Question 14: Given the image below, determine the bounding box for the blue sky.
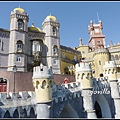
[0,1,120,48]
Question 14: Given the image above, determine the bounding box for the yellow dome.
[14,7,25,13]
[46,15,56,21]
[28,25,42,32]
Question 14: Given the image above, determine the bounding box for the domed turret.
[13,7,25,13]
[28,23,43,32]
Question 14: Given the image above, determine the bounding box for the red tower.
[88,20,105,50]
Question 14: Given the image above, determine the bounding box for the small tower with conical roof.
[32,64,53,118]
[7,7,29,72]
[42,14,61,74]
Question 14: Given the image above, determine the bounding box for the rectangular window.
[17,44,22,49]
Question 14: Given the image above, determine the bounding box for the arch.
[60,103,79,118]
[42,80,46,89]
[95,94,112,118]
[20,108,27,118]
[53,45,58,55]
[52,26,57,35]
[13,109,19,118]
[4,110,10,118]
[36,81,39,89]
[94,101,102,118]
[100,73,103,77]
[18,19,24,30]
[115,55,119,60]
[29,107,36,118]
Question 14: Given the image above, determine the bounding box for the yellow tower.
[75,62,92,89]
[32,64,53,118]
[75,62,97,118]
[93,48,110,78]
[32,64,53,103]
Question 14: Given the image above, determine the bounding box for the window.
[0,39,3,50]
[74,56,77,61]
[53,27,57,35]
[17,40,23,51]
[53,59,57,65]
[62,52,65,58]
[18,19,24,30]
[82,51,85,54]
[99,60,101,65]
[53,46,58,55]
[17,44,22,49]
[97,41,101,45]
[16,56,21,62]
[36,43,40,51]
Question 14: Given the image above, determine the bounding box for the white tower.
[42,14,61,74]
[7,7,29,72]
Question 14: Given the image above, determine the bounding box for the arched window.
[17,40,23,49]
[115,55,119,60]
[18,19,24,30]
[53,59,57,65]
[35,43,40,51]
[53,45,58,55]
[53,26,57,35]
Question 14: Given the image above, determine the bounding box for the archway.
[94,101,102,118]
[4,110,10,118]
[95,94,111,118]
[60,103,79,118]
[13,109,19,118]
[30,107,36,118]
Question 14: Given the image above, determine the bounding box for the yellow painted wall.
[60,48,81,75]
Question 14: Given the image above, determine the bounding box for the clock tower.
[88,20,106,50]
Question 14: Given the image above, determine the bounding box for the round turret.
[75,62,92,89]
[93,48,110,78]
[103,61,117,81]
[32,65,53,103]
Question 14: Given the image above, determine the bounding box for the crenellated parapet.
[103,61,117,81]
[32,65,53,79]
[92,77,110,94]
[52,82,81,104]
[94,48,109,56]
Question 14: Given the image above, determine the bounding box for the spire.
[50,13,51,16]
[19,5,20,8]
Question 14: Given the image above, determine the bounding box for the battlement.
[61,82,81,91]
[32,65,53,79]
[52,82,81,103]
[94,48,109,56]
[75,62,92,73]
[0,91,36,105]
[103,61,117,69]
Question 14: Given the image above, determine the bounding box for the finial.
[32,22,34,26]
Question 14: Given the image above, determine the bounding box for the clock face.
[95,28,99,33]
